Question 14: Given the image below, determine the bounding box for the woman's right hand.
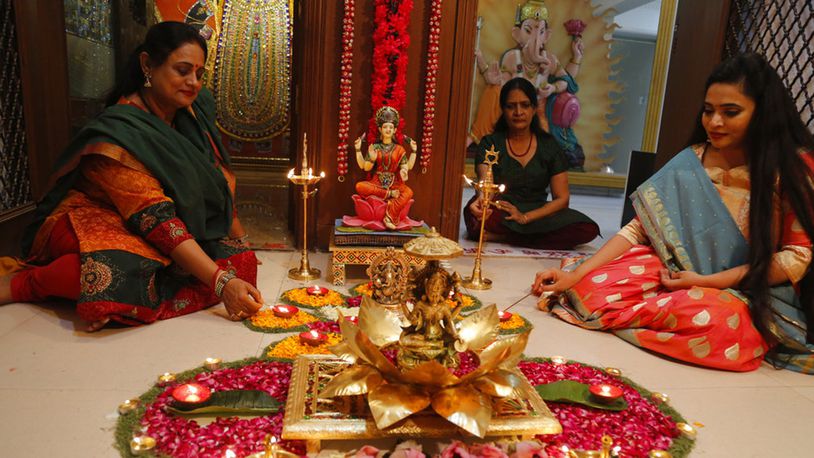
[221,278,263,321]
[469,196,489,219]
[532,268,580,295]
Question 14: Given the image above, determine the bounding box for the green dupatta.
[23,88,232,254]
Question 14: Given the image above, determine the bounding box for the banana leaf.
[167,390,281,417]
[535,381,628,411]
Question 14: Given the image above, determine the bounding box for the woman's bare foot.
[0,274,15,305]
[86,318,110,332]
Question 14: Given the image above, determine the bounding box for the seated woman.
[463,77,599,249]
[533,53,814,373]
[0,22,263,331]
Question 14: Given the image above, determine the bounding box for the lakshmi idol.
[344,106,422,231]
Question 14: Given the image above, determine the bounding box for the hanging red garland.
[367,0,414,145]
[336,0,356,180]
[419,0,443,172]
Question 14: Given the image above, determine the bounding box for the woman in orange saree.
[0,22,263,330]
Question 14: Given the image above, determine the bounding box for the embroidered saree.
[549,146,814,372]
[19,89,257,325]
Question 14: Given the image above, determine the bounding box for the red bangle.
[210,269,224,292]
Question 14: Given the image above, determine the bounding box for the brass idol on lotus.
[319,229,532,437]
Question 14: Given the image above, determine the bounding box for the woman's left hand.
[498,201,527,224]
[659,268,706,291]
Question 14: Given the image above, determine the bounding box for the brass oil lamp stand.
[461,145,504,290]
[288,134,325,281]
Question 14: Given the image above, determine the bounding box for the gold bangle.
[570,60,582,65]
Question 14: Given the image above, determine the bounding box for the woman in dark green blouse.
[464,77,599,249]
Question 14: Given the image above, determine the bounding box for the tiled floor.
[1,249,813,456]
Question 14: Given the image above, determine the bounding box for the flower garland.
[117,360,304,458]
[367,0,414,145]
[336,0,355,180]
[265,333,343,360]
[116,358,694,458]
[244,308,321,333]
[520,359,692,457]
[280,287,348,309]
[419,0,443,172]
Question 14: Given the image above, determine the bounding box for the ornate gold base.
[282,355,561,452]
[288,266,321,281]
[461,276,492,290]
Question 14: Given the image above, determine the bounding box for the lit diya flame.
[589,383,623,402]
[171,383,212,405]
[306,285,328,296]
[299,329,328,346]
[497,310,513,322]
[272,304,299,318]
[319,298,530,438]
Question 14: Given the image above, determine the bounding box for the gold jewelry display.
[462,145,504,290]
[213,0,293,141]
[288,134,325,280]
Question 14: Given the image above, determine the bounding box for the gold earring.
[143,73,152,88]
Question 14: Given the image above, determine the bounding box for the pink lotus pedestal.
[341,195,423,231]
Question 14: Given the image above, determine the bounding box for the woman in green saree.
[0,22,263,330]
[464,77,599,249]
[533,53,814,373]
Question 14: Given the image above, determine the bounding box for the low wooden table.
[328,232,425,285]
[282,355,562,453]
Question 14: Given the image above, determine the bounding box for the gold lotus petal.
[400,360,461,387]
[431,384,492,438]
[359,295,403,347]
[456,304,500,352]
[477,332,530,372]
[368,383,432,429]
[319,364,384,398]
[328,341,358,363]
[339,318,401,379]
[472,369,521,398]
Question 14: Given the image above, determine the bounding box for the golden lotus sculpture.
[320,296,530,438]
